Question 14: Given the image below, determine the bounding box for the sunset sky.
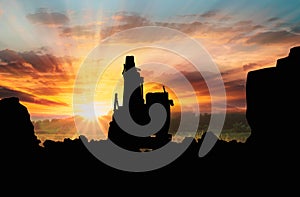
[0,0,300,121]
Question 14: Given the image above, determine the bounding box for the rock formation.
[0,97,41,160]
[246,46,299,156]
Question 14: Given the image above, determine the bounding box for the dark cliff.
[0,97,41,158]
[246,46,299,156]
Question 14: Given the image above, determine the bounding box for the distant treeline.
[33,112,250,143]
[169,112,250,134]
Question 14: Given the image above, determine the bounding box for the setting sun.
[78,104,97,121]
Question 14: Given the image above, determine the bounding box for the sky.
[0,0,300,122]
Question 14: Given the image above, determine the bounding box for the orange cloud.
[0,49,79,118]
[243,63,260,72]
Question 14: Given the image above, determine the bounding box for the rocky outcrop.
[246,46,299,154]
[0,97,41,159]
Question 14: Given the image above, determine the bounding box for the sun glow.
[73,102,110,141]
[76,102,111,121]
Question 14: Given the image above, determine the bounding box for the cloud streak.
[0,86,67,106]
[291,23,300,34]
[267,17,280,22]
[59,25,97,39]
[246,30,300,45]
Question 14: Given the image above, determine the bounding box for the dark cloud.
[26,8,69,26]
[99,12,151,39]
[234,20,253,26]
[112,11,150,25]
[21,51,64,73]
[0,61,34,76]
[0,49,68,74]
[246,30,300,44]
[224,79,246,111]
[226,99,246,111]
[155,21,204,35]
[201,10,231,21]
[267,17,279,22]
[35,46,52,54]
[291,23,300,34]
[224,79,245,94]
[178,10,230,21]
[0,49,24,62]
[201,10,219,18]
[0,86,67,106]
[0,49,36,76]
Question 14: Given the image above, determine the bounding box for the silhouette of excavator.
[108,56,173,151]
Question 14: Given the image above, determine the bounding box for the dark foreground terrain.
[1,46,299,195]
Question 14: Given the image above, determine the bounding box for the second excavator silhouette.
[108,56,174,151]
